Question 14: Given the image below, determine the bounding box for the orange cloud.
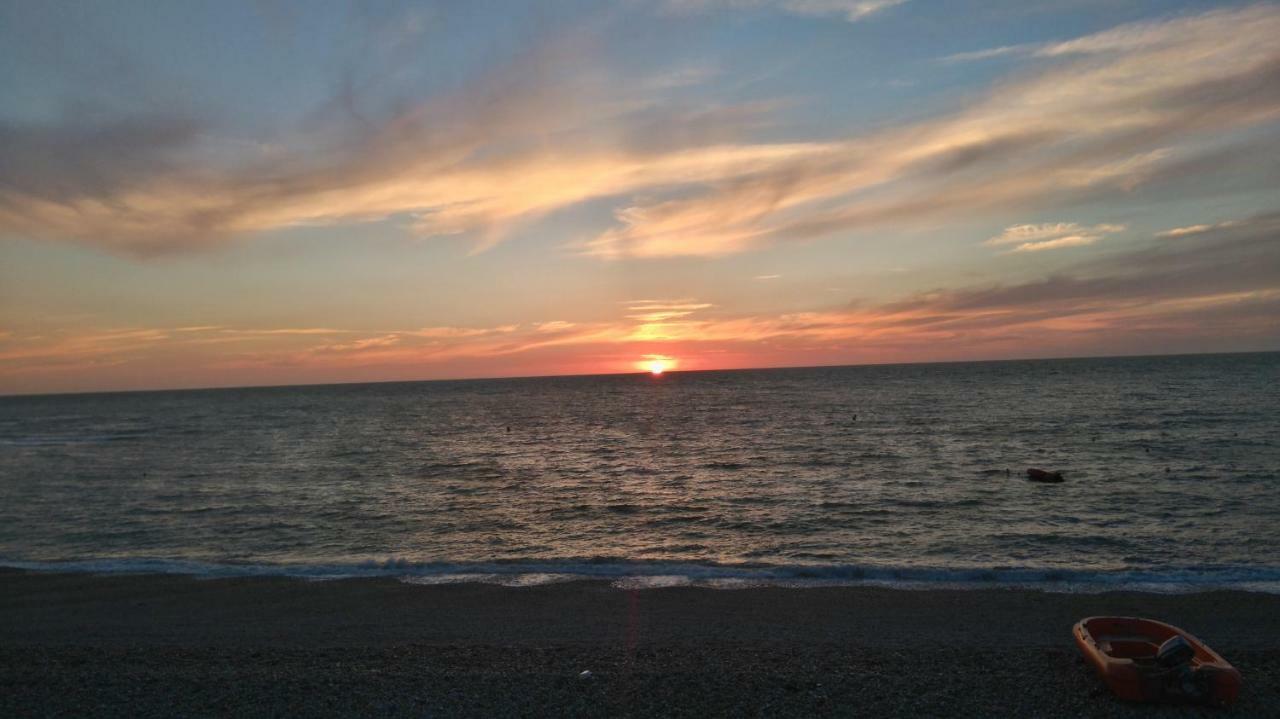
[3,6,1276,260]
[5,214,1276,394]
[1156,220,1240,238]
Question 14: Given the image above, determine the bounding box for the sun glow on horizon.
[3,3,1278,397]
[640,356,677,375]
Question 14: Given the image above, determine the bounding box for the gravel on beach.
[3,570,1278,717]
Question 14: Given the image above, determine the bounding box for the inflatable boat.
[1073,616,1241,705]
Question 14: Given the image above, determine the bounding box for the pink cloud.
[5,214,1275,394]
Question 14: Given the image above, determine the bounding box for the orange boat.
[1073,616,1241,706]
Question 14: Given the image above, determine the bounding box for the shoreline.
[3,570,1278,716]
[6,560,1279,595]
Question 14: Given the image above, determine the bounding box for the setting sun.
[640,356,676,375]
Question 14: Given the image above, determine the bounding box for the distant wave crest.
[4,557,1280,594]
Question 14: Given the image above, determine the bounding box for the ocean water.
[2,353,1278,592]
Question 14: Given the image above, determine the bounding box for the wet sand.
[2,569,1278,717]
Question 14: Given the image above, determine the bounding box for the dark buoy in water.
[1027,467,1064,483]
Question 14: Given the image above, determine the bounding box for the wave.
[3,557,1279,593]
[0,432,146,446]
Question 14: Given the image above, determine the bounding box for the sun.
[638,356,676,375]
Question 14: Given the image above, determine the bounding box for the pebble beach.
[3,570,1278,717]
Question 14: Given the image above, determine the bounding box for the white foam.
[611,575,692,589]
[4,557,1279,594]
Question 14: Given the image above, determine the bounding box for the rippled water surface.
[2,353,1278,589]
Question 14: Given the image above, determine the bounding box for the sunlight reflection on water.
[2,354,1277,589]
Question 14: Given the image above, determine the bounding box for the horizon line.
[4,348,1277,400]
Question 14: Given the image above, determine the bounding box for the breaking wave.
[4,557,1279,593]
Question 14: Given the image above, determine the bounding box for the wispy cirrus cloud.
[662,0,906,22]
[625,299,716,322]
[1,5,1277,261]
[581,4,1280,258]
[0,27,822,257]
[938,44,1033,64]
[1156,219,1240,238]
[943,6,1274,63]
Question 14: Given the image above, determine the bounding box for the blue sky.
[1,0,1277,393]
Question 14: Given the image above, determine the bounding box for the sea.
[2,353,1278,592]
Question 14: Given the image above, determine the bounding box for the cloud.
[1004,235,1097,253]
[0,103,830,256]
[642,64,720,91]
[1,5,1277,260]
[626,299,714,309]
[625,299,715,321]
[0,26,825,256]
[583,5,1280,257]
[6,212,1276,394]
[535,321,577,333]
[1156,219,1240,238]
[312,335,401,354]
[1032,7,1255,58]
[0,328,172,366]
[223,327,353,336]
[662,0,906,22]
[772,0,906,22]
[942,6,1276,63]
[1157,224,1212,238]
[983,222,1125,253]
[984,223,1104,245]
[939,44,1033,64]
[405,326,518,339]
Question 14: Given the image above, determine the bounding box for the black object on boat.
[1026,468,1064,483]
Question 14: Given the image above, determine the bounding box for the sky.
[1,0,1278,394]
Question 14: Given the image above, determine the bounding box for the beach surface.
[3,569,1278,717]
